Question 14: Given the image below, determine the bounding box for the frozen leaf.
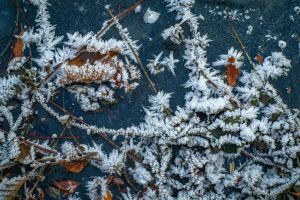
[16,143,30,162]
[226,64,239,86]
[68,50,119,67]
[103,189,112,200]
[287,86,292,94]
[107,175,124,187]
[256,54,263,65]
[291,192,300,197]
[12,31,24,58]
[60,160,88,173]
[53,180,80,195]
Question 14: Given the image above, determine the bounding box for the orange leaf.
[103,189,112,200]
[53,180,80,195]
[226,64,239,86]
[60,160,88,173]
[256,54,263,65]
[291,192,300,197]
[13,31,24,58]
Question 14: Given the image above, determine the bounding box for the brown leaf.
[16,143,31,162]
[228,56,235,63]
[37,188,45,200]
[113,63,122,88]
[287,86,292,94]
[107,175,124,186]
[103,189,112,200]
[256,54,263,65]
[226,64,239,87]
[291,192,300,197]
[68,50,119,67]
[60,160,88,173]
[53,180,80,195]
[13,31,24,58]
[63,50,120,84]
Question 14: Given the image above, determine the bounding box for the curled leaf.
[53,180,80,195]
[60,160,88,173]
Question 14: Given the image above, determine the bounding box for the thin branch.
[106,7,158,95]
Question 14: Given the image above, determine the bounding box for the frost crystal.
[143,8,160,24]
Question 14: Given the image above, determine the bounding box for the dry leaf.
[13,31,24,58]
[256,54,263,65]
[287,86,292,94]
[16,143,31,162]
[113,63,122,87]
[62,50,120,84]
[37,188,45,200]
[53,180,80,195]
[60,160,88,173]
[228,56,235,63]
[107,175,124,186]
[226,64,239,87]
[103,189,112,200]
[291,192,300,197]
[68,50,119,67]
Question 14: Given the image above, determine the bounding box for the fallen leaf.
[60,160,88,173]
[256,54,263,65]
[63,50,120,84]
[68,50,119,67]
[16,143,31,162]
[13,31,24,58]
[37,188,45,200]
[226,64,239,86]
[113,62,122,88]
[291,192,300,197]
[53,180,80,195]
[271,113,278,122]
[287,86,292,94]
[103,189,112,200]
[228,56,235,63]
[107,175,124,186]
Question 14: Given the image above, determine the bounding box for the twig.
[48,99,150,169]
[106,8,158,96]
[96,0,145,38]
[18,137,58,154]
